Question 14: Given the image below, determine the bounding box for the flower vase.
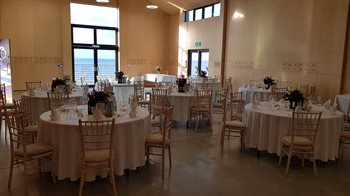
[289,100,297,109]
[156,71,160,74]
[265,83,270,90]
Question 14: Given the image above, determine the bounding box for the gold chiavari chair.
[150,88,170,129]
[0,84,15,138]
[145,106,174,179]
[47,92,69,110]
[78,119,117,196]
[221,97,246,152]
[299,83,309,96]
[7,113,55,195]
[134,81,150,108]
[25,81,41,90]
[13,98,38,143]
[189,89,212,131]
[279,111,322,177]
[212,87,228,114]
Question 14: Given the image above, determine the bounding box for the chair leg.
[220,127,225,153]
[79,166,85,196]
[285,154,292,176]
[241,129,245,152]
[278,149,284,165]
[168,146,172,167]
[23,160,28,196]
[161,148,165,179]
[146,147,150,163]
[313,158,317,177]
[110,166,117,196]
[7,159,13,188]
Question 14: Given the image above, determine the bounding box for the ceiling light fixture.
[146,4,158,9]
[96,0,109,3]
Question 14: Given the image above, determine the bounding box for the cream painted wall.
[166,13,179,75]
[119,0,169,77]
[225,0,348,99]
[0,0,64,90]
[178,12,223,77]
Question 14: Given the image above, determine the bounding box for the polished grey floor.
[0,101,349,195]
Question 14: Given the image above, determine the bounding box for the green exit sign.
[194,41,201,47]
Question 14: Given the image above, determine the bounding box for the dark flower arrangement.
[51,78,66,92]
[263,76,275,85]
[263,76,275,90]
[283,89,304,109]
[87,90,110,115]
[116,71,125,83]
[199,70,207,78]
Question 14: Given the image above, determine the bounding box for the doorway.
[188,49,209,76]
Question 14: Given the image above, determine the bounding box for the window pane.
[188,10,194,22]
[74,49,94,85]
[73,27,94,44]
[71,3,118,28]
[195,9,202,20]
[190,52,199,76]
[204,6,213,19]
[97,29,116,45]
[201,52,209,74]
[97,50,116,80]
[213,3,221,17]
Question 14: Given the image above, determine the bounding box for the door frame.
[188,49,209,76]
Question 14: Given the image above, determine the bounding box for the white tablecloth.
[37,106,150,181]
[244,103,344,161]
[21,90,84,122]
[238,87,271,104]
[334,94,350,115]
[167,91,197,121]
[144,73,177,82]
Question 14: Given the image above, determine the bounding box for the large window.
[71,3,119,86]
[185,3,221,22]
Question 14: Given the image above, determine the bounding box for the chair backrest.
[215,87,229,104]
[230,91,243,101]
[224,77,232,93]
[134,81,145,102]
[13,97,32,125]
[299,83,309,96]
[196,89,212,109]
[0,83,7,105]
[26,81,41,90]
[308,85,316,98]
[196,82,213,90]
[6,113,27,158]
[79,119,115,158]
[291,111,322,145]
[150,88,169,114]
[160,106,174,141]
[228,99,245,120]
[272,87,287,101]
[47,92,69,110]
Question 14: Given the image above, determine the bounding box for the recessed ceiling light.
[146,5,158,9]
[96,0,109,3]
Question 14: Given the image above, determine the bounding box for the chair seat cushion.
[146,133,168,144]
[14,144,53,157]
[225,120,245,128]
[23,125,38,134]
[340,131,350,140]
[281,136,313,146]
[84,149,110,163]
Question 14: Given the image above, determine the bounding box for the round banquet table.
[21,89,84,122]
[244,103,344,161]
[37,105,150,181]
[238,87,271,104]
[167,91,197,121]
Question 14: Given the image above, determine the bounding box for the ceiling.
[149,0,219,14]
